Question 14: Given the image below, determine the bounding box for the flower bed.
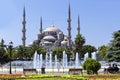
[84,74,120,80]
[0,74,120,80]
[0,74,27,79]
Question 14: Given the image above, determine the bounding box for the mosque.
[22,5,80,51]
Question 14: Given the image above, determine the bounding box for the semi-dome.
[61,40,67,45]
[43,35,56,40]
[44,25,61,33]
[43,41,52,44]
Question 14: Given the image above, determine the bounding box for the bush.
[82,58,101,74]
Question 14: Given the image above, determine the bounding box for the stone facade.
[31,24,74,51]
[23,4,80,51]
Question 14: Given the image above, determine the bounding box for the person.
[114,64,119,73]
[104,68,107,74]
[108,64,113,73]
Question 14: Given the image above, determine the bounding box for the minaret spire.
[22,7,26,47]
[40,17,42,34]
[77,15,80,34]
[67,3,72,50]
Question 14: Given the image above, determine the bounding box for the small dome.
[44,25,61,33]
[58,32,63,34]
[43,35,56,40]
[64,36,68,40]
[61,40,67,45]
[29,41,34,46]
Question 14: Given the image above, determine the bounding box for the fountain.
[75,52,80,68]
[84,52,96,61]
[84,52,88,61]
[33,51,37,68]
[62,51,68,68]
[55,55,58,68]
[33,51,44,69]
[2,51,100,70]
[32,51,82,69]
[40,54,43,68]
[45,52,49,68]
[2,50,120,74]
[92,52,96,60]
[49,52,52,68]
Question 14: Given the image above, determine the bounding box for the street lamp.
[8,41,13,74]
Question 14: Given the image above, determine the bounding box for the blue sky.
[0,0,119,48]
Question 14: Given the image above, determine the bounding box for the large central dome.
[44,25,61,33]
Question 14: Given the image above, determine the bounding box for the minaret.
[67,4,72,50]
[77,15,80,34]
[22,7,26,47]
[40,17,42,34]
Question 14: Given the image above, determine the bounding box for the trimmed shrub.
[82,58,101,74]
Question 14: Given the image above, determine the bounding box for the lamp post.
[8,41,13,74]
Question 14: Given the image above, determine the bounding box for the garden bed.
[0,74,120,80]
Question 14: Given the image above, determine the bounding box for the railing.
[23,69,37,74]
[68,68,83,74]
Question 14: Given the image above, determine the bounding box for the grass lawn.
[0,74,120,80]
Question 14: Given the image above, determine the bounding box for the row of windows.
[45,31,56,35]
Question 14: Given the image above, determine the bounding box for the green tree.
[65,46,72,61]
[15,45,33,60]
[98,45,108,58]
[16,45,25,59]
[11,49,17,60]
[30,44,39,53]
[105,30,120,62]
[26,44,39,60]
[27,44,39,59]
[81,45,97,58]
[22,44,47,60]
[0,39,9,64]
[82,58,101,74]
[37,46,47,59]
[52,47,65,61]
[23,47,34,59]
[0,39,5,48]
[6,45,16,60]
[75,34,85,58]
